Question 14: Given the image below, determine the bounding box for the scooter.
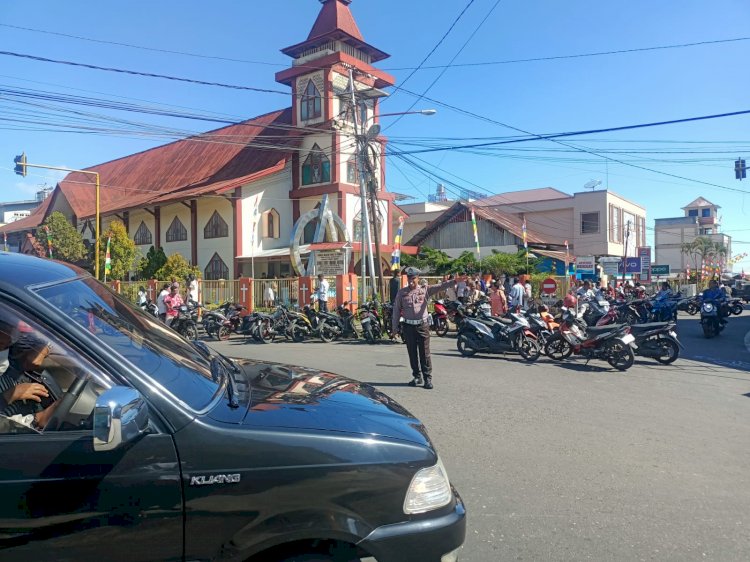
[431,300,450,337]
[359,301,383,343]
[545,308,636,371]
[140,300,159,317]
[456,305,541,362]
[318,302,360,342]
[597,308,682,364]
[700,299,727,339]
[727,298,744,316]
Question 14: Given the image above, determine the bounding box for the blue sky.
[2,0,749,267]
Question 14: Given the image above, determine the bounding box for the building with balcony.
[654,197,732,274]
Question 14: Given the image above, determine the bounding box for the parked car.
[0,253,466,562]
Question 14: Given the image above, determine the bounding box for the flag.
[471,209,480,256]
[250,195,260,246]
[2,232,7,252]
[522,218,528,249]
[44,226,53,259]
[104,235,112,274]
[390,216,405,271]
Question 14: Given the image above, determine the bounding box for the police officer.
[392,268,462,389]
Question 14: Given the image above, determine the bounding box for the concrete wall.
[241,166,292,256]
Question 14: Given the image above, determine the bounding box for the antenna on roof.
[583,180,602,191]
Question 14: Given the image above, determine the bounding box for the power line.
[0,50,290,95]
[387,0,476,98]
[387,0,503,130]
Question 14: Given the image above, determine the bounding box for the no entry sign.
[542,278,558,294]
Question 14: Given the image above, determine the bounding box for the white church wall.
[197,197,234,279]
[160,202,192,263]
[241,166,292,255]
[128,209,156,251]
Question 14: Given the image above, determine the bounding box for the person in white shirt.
[576,280,596,301]
[509,278,525,309]
[316,274,330,313]
[524,280,532,308]
[188,274,199,303]
[156,283,170,322]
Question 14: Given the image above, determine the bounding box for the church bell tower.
[276,0,397,254]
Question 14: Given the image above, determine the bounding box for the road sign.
[638,247,651,282]
[542,278,557,294]
[315,250,346,275]
[651,264,670,276]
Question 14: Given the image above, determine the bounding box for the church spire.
[308,0,364,43]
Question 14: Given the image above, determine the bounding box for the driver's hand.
[6,382,49,404]
[33,401,60,430]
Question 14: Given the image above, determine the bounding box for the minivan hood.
[208,358,431,447]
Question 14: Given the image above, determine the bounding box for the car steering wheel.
[44,376,89,432]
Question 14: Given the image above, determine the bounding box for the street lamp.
[12,154,101,279]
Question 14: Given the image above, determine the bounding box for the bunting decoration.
[104,235,112,276]
[471,209,480,258]
[390,216,405,271]
[43,226,53,259]
[522,217,528,249]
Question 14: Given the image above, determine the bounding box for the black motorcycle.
[728,298,744,316]
[140,300,158,317]
[202,301,238,340]
[358,301,383,344]
[627,321,682,364]
[319,302,360,342]
[700,299,727,339]
[455,305,540,362]
[170,302,199,341]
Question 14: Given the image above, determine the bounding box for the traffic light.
[13,153,27,177]
[736,158,746,181]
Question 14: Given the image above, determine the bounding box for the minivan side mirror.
[93,386,149,452]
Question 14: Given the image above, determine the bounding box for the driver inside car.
[0,325,60,430]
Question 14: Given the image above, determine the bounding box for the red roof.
[476,187,572,207]
[60,108,294,219]
[309,0,363,42]
[0,195,52,233]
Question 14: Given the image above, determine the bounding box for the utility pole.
[621,219,632,289]
[365,148,386,300]
[348,69,377,301]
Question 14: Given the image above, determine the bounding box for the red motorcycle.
[431,299,450,337]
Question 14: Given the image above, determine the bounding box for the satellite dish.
[584,179,602,191]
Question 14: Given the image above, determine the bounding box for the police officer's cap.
[404,267,422,278]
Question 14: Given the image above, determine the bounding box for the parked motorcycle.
[319,302,360,342]
[700,299,727,339]
[597,309,682,364]
[728,298,744,316]
[170,302,200,341]
[431,299,450,337]
[140,300,159,317]
[455,305,541,362]
[544,308,636,371]
[202,301,242,340]
[359,301,383,343]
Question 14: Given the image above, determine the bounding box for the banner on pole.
[391,216,405,271]
[471,209,480,257]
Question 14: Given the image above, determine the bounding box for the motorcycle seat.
[587,324,625,333]
[629,322,671,333]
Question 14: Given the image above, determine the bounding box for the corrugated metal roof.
[308,0,364,42]
[476,187,571,207]
[57,108,295,219]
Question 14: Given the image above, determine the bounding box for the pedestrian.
[503,275,511,295]
[315,273,329,313]
[445,274,458,302]
[456,273,468,303]
[524,278,533,308]
[156,283,170,322]
[263,276,275,308]
[187,274,199,303]
[466,281,483,304]
[163,283,183,327]
[389,269,401,304]
[489,281,507,316]
[509,278,525,310]
[137,286,148,306]
[392,267,464,389]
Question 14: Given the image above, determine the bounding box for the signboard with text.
[638,247,652,282]
[575,256,596,275]
[617,257,642,274]
[599,257,621,276]
[651,264,670,276]
[315,250,346,276]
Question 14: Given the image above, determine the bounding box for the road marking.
[745,329,750,354]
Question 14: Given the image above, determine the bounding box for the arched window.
[301,144,331,186]
[346,156,359,184]
[204,252,229,280]
[166,216,187,242]
[300,80,322,121]
[133,221,153,246]
[203,211,228,239]
[264,208,280,239]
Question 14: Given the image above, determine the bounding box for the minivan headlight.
[403,458,452,514]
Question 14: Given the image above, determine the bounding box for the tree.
[96,220,137,280]
[137,246,167,280]
[42,212,86,264]
[154,253,201,282]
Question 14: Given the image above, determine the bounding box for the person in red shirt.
[163,283,184,327]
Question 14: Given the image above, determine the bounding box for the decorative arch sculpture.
[289,194,350,276]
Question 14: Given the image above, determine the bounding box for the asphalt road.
[208,310,750,562]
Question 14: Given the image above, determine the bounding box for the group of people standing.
[140,274,199,326]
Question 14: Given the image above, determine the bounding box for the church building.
[0,0,410,280]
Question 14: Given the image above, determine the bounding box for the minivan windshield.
[35,277,221,411]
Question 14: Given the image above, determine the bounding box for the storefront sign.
[617,257,642,274]
[638,247,652,282]
[651,264,670,276]
[575,256,595,275]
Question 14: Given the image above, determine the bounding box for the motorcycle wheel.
[456,333,477,357]
[624,311,639,325]
[217,326,231,341]
[702,322,715,339]
[250,323,262,342]
[259,320,275,344]
[518,336,541,362]
[434,318,449,337]
[544,333,572,360]
[290,320,307,343]
[607,342,635,371]
[320,322,337,343]
[654,337,679,365]
[183,324,198,341]
[730,303,744,316]
[363,324,374,343]
[686,303,699,316]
